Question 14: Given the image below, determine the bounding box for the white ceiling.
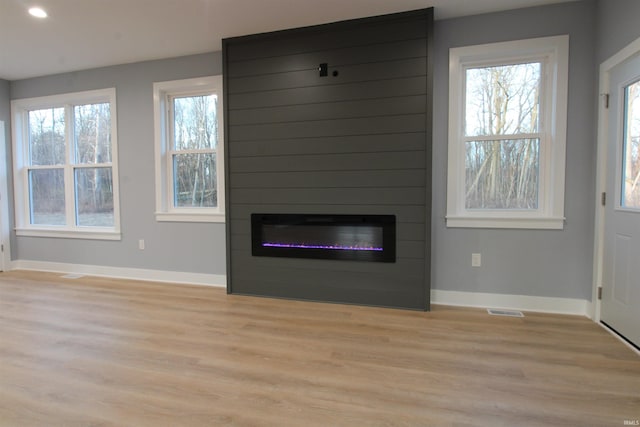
[0,0,579,81]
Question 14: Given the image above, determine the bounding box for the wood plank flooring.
[0,270,638,426]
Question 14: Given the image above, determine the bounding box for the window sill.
[445,216,565,230]
[155,212,226,223]
[16,227,122,240]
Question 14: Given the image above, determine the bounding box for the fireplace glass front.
[251,214,396,262]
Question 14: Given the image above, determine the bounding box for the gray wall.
[0,78,16,259]
[596,0,640,63]
[9,53,227,275]
[431,1,597,300]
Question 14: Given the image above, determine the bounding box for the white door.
[601,52,640,348]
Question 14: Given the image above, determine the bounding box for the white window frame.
[153,76,225,223]
[446,35,569,229]
[11,88,121,240]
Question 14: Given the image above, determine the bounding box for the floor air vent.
[487,309,524,317]
[61,274,85,279]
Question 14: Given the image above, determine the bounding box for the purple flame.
[262,242,383,251]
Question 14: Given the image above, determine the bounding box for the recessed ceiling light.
[28,7,48,18]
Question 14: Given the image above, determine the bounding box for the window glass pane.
[465,62,540,136]
[622,80,640,209]
[28,107,65,165]
[173,94,218,150]
[29,169,65,225]
[75,167,114,227]
[75,103,111,164]
[173,153,217,207]
[465,139,539,209]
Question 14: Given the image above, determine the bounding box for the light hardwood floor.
[0,270,638,426]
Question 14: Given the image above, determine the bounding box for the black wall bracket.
[318,63,328,77]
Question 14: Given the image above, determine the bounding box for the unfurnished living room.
[0,0,639,425]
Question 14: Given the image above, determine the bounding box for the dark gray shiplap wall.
[224,9,432,309]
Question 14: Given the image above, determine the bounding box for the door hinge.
[601,192,606,206]
[603,93,610,109]
[597,286,603,300]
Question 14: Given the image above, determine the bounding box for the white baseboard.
[10,260,226,288]
[5,261,591,317]
[431,289,591,317]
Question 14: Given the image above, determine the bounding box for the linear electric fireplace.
[251,214,396,263]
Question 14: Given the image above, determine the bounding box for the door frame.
[592,36,640,322]
[0,121,12,271]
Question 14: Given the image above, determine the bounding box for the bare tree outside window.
[464,62,541,209]
[26,102,114,227]
[74,103,114,226]
[29,169,65,225]
[28,108,66,224]
[29,107,65,166]
[75,168,114,227]
[75,103,111,163]
[623,80,640,208]
[171,94,218,208]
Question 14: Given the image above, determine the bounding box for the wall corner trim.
[10,260,226,288]
[431,289,591,317]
